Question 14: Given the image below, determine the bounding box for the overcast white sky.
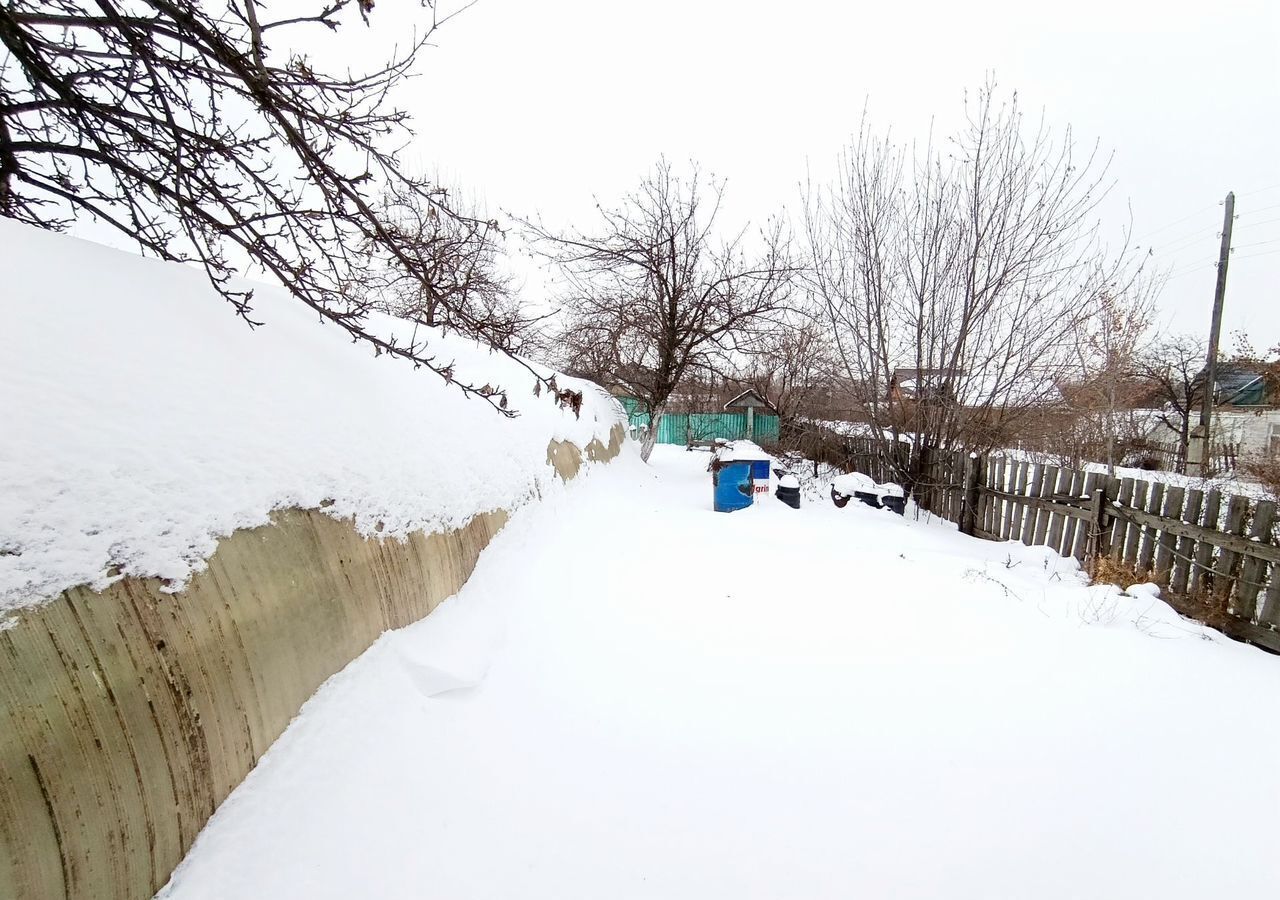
[61,0,1276,350]
[359,0,1277,349]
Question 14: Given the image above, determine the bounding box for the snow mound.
[831,472,903,498]
[0,219,625,616]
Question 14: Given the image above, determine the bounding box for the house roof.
[1215,366,1266,406]
[889,367,1062,408]
[723,388,771,410]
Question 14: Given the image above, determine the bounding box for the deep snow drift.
[159,447,1280,900]
[0,220,621,619]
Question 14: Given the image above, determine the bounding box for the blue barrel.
[712,461,754,512]
[749,459,770,483]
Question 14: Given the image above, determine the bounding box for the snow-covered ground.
[159,446,1280,900]
[0,220,620,619]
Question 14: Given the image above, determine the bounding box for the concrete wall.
[0,425,624,900]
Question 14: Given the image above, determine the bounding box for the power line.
[1163,260,1216,281]
[1135,204,1220,241]
[1233,247,1280,262]
[1147,224,1222,257]
[1235,214,1280,230]
[1236,182,1280,199]
[1239,200,1280,218]
[1232,236,1280,251]
[1136,188,1280,244]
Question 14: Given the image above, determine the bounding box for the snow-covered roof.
[723,388,772,410]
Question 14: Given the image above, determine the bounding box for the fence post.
[1087,487,1108,563]
[960,453,981,536]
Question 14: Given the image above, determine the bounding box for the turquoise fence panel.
[687,412,746,442]
[657,413,688,444]
[753,414,780,443]
[621,406,781,446]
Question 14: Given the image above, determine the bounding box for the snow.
[831,471,903,498]
[712,438,770,461]
[0,220,623,617]
[159,446,1280,900]
[831,471,878,495]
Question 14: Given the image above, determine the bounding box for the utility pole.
[1189,191,1235,477]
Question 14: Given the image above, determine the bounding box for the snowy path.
[160,447,1280,899]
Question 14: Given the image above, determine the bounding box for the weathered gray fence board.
[1190,490,1222,595]
[1123,481,1148,567]
[1109,478,1133,562]
[984,458,1004,536]
[1061,470,1089,557]
[836,440,1280,653]
[1001,462,1023,540]
[1136,482,1165,576]
[1258,571,1280,628]
[1236,501,1276,621]
[1044,468,1071,552]
[1153,487,1184,582]
[1020,465,1045,546]
[1030,465,1057,546]
[1171,489,1203,595]
[1214,496,1251,604]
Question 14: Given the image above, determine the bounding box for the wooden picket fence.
[839,438,1280,654]
[1125,439,1241,474]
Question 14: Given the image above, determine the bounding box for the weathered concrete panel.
[0,426,624,900]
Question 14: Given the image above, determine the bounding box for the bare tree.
[1,0,528,413]
[1067,278,1158,472]
[1136,334,1208,472]
[804,82,1134,487]
[740,310,838,425]
[357,181,547,355]
[526,159,796,460]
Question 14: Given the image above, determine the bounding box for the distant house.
[887,367,1063,409]
[1145,363,1280,458]
[1208,365,1280,457]
[723,389,775,440]
[888,367,963,404]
